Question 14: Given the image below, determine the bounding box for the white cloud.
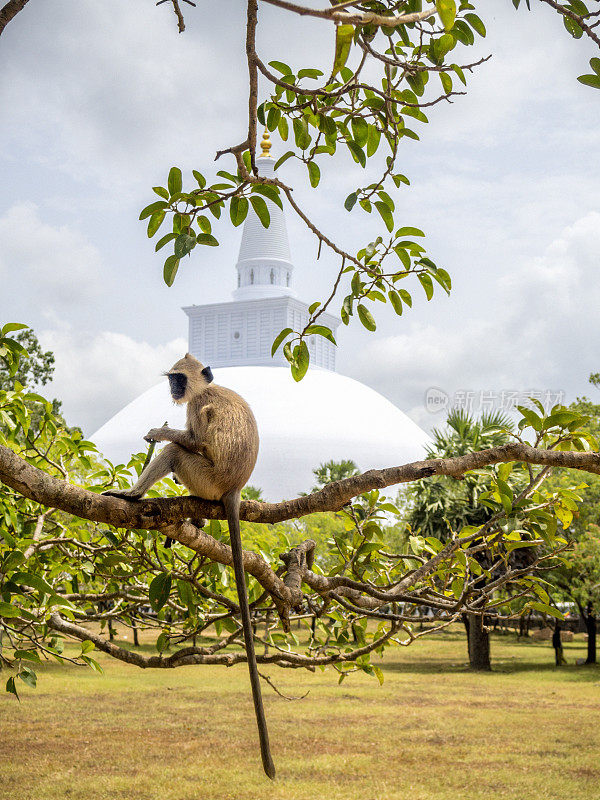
[343,212,600,429]
[0,0,245,195]
[38,327,187,433]
[0,203,103,306]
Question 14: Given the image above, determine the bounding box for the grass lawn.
[1,626,599,800]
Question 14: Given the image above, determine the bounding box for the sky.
[1,0,599,436]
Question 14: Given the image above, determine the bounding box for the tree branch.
[2,442,600,531]
[259,0,437,27]
[0,0,30,37]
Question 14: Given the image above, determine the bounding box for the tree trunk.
[467,613,491,670]
[108,619,115,641]
[584,603,597,665]
[131,617,139,647]
[462,613,471,662]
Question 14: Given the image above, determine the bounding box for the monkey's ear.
[202,366,214,384]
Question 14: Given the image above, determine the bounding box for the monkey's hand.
[144,428,168,443]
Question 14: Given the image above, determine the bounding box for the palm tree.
[310,459,359,492]
[406,409,513,670]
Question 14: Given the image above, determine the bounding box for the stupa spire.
[232,130,295,300]
[260,130,272,158]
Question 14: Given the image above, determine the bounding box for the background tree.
[406,410,514,669]
[545,372,600,663]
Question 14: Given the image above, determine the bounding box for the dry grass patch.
[1,627,599,800]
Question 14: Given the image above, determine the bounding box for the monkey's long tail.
[222,489,276,780]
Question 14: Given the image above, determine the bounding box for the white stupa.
[92,133,430,499]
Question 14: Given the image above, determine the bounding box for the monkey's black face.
[168,372,187,401]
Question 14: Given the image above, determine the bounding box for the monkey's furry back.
[188,384,259,492]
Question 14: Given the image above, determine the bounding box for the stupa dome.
[92,366,430,500]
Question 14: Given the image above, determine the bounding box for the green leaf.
[304,325,336,345]
[153,186,169,200]
[396,226,425,237]
[196,233,219,247]
[168,167,182,196]
[81,640,95,654]
[357,304,376,331]
[271,327,293,357]
[250,196,271,228]
[147,210,166,238]
[197,215,212,234]
[393,247,411,270]
[577,74,600,89]
[440,71,453,94]
[436,0,456,31]
[174,233,196,258]
[308,161,321,188]
[375,201,394,232]
[251,184,283,209]
[192,170,206,188]
[6,676,19,700]
[298,67,324,80]
[274,150,294,170]
[464,13,486,37]
[230,195,249,227]
[564,16,583,38]
[13,649,41,663]
[590,58,600,76]
[278,116,289,142]
[529,602,563,620]
[139,200,168,221]
[149,573,172,612]
[18,666,37,688]
[268,60,293,76]
[0,601,21,618]
[155,232,177,252]
[388,290,403,316]
[332,24,354,77]
[452,63,466,85]
[347,141,366,167]
[291,341,310,382]
[351,117,368,147]
[293,117,311,150]
[418,273,434,300]
[344,192,358,212]
[11,571,55,596]
[163,255,180,287]
[2,322,28,335]
[81,655,103,673]
[176,579,195,611]
[366,125,381,157]
[517,406,543,431]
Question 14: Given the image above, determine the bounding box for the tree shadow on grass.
[379,652,600,682]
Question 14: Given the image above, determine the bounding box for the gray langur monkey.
[103,353,275,779]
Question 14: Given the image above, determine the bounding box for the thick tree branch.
[2,442,600,531]
[48,611,401,669]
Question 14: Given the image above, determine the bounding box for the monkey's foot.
[190,517,206,529]
[102,489,143,500]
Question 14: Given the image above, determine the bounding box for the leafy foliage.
[139,0,599,379]
[2,333,594,695]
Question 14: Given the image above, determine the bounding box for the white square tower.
[183,134,339,370]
